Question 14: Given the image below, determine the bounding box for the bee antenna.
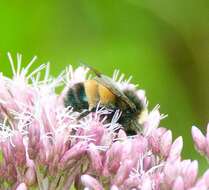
[79,62,101,77]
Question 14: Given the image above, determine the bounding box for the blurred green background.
[0,0,208,171]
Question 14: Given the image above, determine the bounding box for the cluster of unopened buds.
[0,53,208,190]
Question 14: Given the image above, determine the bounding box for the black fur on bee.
[64,83,88,112]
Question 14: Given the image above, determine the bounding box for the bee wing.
[80,63,101,77]
[82,63,136,110]
[94,75,137,110]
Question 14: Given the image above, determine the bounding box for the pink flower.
[192,126,206,154]
[0,54,209,190]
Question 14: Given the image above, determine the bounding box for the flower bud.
[81,174,104,190]
[148,135,160,154]
[122,176,140,189]
[11,133,26,166]
[164,161,179,186]
[1,142,13,164]
[202,169,209,187]
[113,160,134,186]
[192,126,206,153]
[143,156,152,171]
[160,130,172,157]
[168,136,183,161]
[28,121,41,160]
[184,160,198,188]
[16,183,27,190]
[103,141,123,175]
[172,176,184,190]
[141,176,152,190]
[111,185,119,190]
[24,162,36,186]
[59,141,88,169]
[86,124,104,145]
[87,143,103,174]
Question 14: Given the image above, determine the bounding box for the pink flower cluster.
[0,54,208,190]
[192,124,209,157]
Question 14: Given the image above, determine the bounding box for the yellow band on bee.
[84,80,99,110]
[98,84,116,105]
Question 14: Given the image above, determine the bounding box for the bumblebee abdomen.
[123,90,143,113]
[64,83,88,112]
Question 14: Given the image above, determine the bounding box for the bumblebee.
[64,65,147,135]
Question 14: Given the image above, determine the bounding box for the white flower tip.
[177,136,183,146]
[192,125,199,133]
[16,183,27,190]
[7,51,12,57]
[111,185,119,190]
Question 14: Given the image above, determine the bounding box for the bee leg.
[77,110,92,120]
[77,107,97,120]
